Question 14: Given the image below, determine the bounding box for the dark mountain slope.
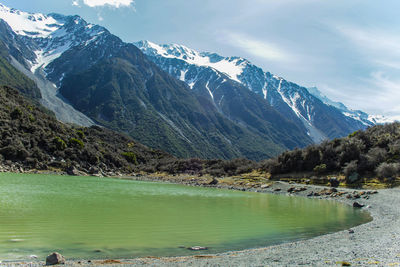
[0,6,313,160]
[0,85,172,174]
[58,43,311,160]
[0,38,40,99]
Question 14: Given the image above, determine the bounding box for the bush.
[75,129,85,139]
[122,152,138,165]
[53,137,67,150]
[69,138,84,149]
[10,107,23,119]
[343,160,359,183]
[376,162,400,179]
[313,163,327,174]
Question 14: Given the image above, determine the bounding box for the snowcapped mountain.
[0,3,110,126]
[136,40,375,142]
[0,3,314,160]
[307,86,393,125]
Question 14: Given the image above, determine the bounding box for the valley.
[0,1,399,267]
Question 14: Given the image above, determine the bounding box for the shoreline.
[2,174,399,266]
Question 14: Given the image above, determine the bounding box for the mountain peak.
[0,3,63,38]
[136,40,248,83]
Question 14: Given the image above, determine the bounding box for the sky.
[2,0,400,119]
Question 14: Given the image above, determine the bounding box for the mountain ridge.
[135,40,380,143]
[0,3,313,160]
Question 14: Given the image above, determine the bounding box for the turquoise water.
[0,173,371,260]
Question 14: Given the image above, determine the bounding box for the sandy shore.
[3,181,400,267]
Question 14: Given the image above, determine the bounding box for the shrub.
[28,114,35,122]
[10,107,23,119]
[376,162,400,179]
[53,137,67,150]
[343,160,359,183]
[69,138,84,149]
[75,129,85,139]
[122,152,138,165]
[313,163,327,174]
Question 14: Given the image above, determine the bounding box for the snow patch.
[138,40,246,83]
[205,81,214,100]
[0,4,62,38]
[179,69,187,81]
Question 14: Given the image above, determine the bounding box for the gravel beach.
[3,181,400,267]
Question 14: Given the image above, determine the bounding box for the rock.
[307,191,314,197]
[287,187,296,193]
[88,166,99,175]
[273,188,281,192]
[188,246,208,251]
[30,255,38,259]
[260,184,270,189]
[8,239,24,242]
[352,193,360,199]
[329,177,340,187]
[208,178,218,185]
[348,229,354,234]
[353,202,364,208]
[66,166,79,176]
[46,252,65,265]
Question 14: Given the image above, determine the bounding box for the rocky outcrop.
[46,252,65,265]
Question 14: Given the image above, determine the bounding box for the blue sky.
[2,0,400,118]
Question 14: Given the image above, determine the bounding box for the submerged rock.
[188,246,208,251]
[46,252,65,265]
[353,202,365,208]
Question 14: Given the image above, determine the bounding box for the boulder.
[329,177,340,187]
[208,178,218,185]
[287,187,296,193]
[46,252,65,265]
[353,202,364,208]
[66,166,79,176]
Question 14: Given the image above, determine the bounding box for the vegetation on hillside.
[1,82,399,187]
[57,43,311,161]
[0,86,173,174]
[259,123,400,183]
[0,40,41,100]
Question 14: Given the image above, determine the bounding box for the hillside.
[259,123,400,184]
[136,41,372,143]
[0,85,173,175]
[0,4,313,160]
[0,39,41,100]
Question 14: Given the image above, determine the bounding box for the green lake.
[0,173,371,260]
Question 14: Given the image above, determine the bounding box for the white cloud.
[221,32,291,62]
[82,0,134,8]
[72,0,80,6]
[336,25,400,70]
